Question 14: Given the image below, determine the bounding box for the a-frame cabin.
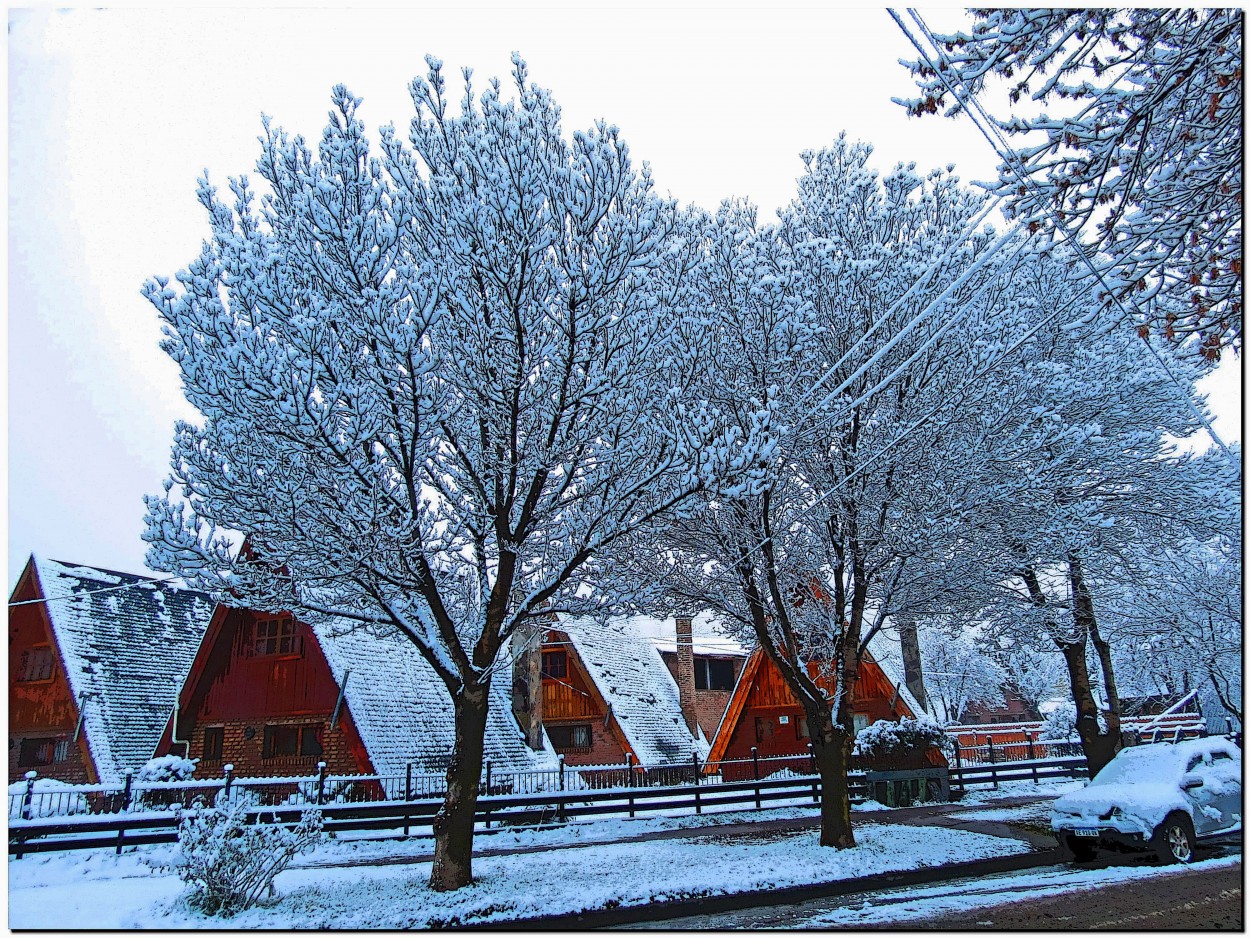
[706,645,927,781]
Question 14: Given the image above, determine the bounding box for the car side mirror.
[1180,773,1204,790]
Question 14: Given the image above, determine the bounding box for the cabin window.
[262,724,322,759]
[17,646,54,683]
[18,737,67,767]
[546,723,592,751]
[202,726,224,763]
[852,713,869,735]
[249,617,301,657]
[542,649,568,679]
[693,657,735,691]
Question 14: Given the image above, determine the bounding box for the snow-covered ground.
[10,815,1025,929]
[804,854,1242,927]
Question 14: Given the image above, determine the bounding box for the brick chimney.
[897,617,930,714]
[510,603,545,750]
[675,615,699,734]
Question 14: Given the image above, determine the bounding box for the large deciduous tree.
[932,255,1230,775]
[650,139,1018,848]
[897,8,1243,362]
[143,57,768,891]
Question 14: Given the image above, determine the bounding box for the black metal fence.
[10,748,1101,858]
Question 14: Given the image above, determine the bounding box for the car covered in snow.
[1050,737,1241,864]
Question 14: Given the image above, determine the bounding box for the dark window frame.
[17,645,55,683]
[247,617,302,658]
[542,649,568,679]
[18,736,61,767]
[202,726,225,763]
[693,656,735,691]
[262,724,322,759]
[546,723,592,751]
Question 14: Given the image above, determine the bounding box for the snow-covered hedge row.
[852,717,954,759]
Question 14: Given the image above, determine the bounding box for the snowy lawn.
[804,853,1242,927]
[10,819,1026,929]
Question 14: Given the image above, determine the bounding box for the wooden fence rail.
[10,752,1093,858]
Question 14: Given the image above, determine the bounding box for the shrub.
[852,717,954,760]
[136,755,198,783]
[172,799,323,916]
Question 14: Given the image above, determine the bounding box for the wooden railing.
[541,680,599,720]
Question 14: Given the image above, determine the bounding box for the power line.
[893,8,1232,459]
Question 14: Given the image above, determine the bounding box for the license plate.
[1073,827,1100,837]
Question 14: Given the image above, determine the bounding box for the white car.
[1050,736,1241,864]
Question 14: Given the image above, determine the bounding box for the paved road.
[637,849,1241,929]
[908,860,1242,929]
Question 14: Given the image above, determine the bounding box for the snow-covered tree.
[142,58,769,891]
[918,627,1006,724]
[649,139,1019,848]
[898,9,1243,362]
[930,255,1230,774]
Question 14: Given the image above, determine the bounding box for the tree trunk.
[807,706,855,848]
[1070,554,1122,744]
[429,680,490,891]
[1057,637,1119,777]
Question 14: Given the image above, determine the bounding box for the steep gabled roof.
[704,633,921,765]
[310,618,557,778]
[558,615,707,765]
[31,557,215,785]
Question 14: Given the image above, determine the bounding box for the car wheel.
[1151,812,1196,864]
[1065,836,1099,863]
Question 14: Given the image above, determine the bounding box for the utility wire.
[893,8,1232,458]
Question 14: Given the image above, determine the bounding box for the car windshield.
[1088,744,1184,788]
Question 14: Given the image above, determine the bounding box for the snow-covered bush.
[137,755,198,783]
[1039,703,1108,743]
[852,717,954,760]
[172,800,323,916]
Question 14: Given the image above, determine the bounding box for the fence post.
[316,762,328,806]
[21,770,36,821]
[1027,733,1038,783]
[808,743,818,804]
[952,742,964,795]
[986,736,998,790]
[403,763,413,838]
[692,752,702,815]
[557,755,566,822]
[626,753,635,819]
[222,763,234,804]
[484,761,492,829]
[752,747,761,809]
[116,769,134,856]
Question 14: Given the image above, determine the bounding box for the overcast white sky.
[6,3,1241,587]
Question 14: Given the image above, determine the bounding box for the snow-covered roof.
[33,558,215,785]
[629,611,748,658]
[557,615,708,765]
[310,618,557,778]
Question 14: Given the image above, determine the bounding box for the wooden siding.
[709,650,920,777]
[162,605,374,779]
[7,566,96,784]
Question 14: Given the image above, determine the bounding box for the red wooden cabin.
[706,646,930,780]
[8,557,212,785]
[540,616,706,770]
[159,603,555,786]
